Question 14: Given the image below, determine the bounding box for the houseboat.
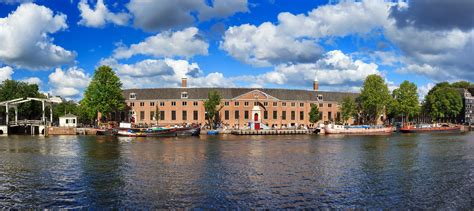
[324,124,393,135]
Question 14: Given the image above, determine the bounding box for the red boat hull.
[399,126,461,133]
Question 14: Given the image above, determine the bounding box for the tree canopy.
[390,80,420,122]
[81,66,125,122]
[423,82,463,121]
[340,96,357,124]
[0,80,45,120]
[451,81,473,89]
[308,104,321,124]
[204,91,222,129]
[358,74,391,125]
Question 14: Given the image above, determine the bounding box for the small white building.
[59,114,77,127]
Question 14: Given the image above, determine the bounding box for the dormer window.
[130,93,136,100]
[181,92,188,99]
[317,94,323,101]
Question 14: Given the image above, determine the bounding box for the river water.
[0,133,473,209]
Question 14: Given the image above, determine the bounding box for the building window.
[130,102,135,107]
[318,95,323,100]
[282,102,287,106]
[244,102,249,106]
[160,111,165,120]
[224,102,229,106]
[328,103,332,108]
[140,102,145,107]
[193,101,198,106]
[264,102,268,106]
[273,102,277,107]
[336,112,341,122]
[282,111,286,120]
[160,102,165,106]
[193,111,198,120]
[254,102,258,106]
[300,111,304,120]
[171,101,176,106]
[129,93,136,100]
[244,111,249,119]
[291,111,295,120]
[182,101,187,106]
[291,102,295,107]
[150,111,155,121]
[328,111,332,121]
[264,111,268,119]
[234,102,240,106]
[182,111,187,121]
[171,111,176,120]
[66,119,69,124]
[150,102,155,106]
[319,112,323,120]
[181,92,188,99]
[235,110,240,119]
[300,103,304,107]
[140,111,145,120]
[225,110,229,120]
[273,111,278,119]
[73,119,76,124]
[319,103,323,108]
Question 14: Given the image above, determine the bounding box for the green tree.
[390,80,420,123]
[340,96,357,124]
[451,81,473,89]
[154,105,160,125]
[0,80,45,121]
[81,66,125,123]
[423,85,462,122]
[53,101,78,122]
[358,74,391,125]
[204,91,223,129]
[308,104,321,124]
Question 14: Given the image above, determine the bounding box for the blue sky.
[0,0,472,100]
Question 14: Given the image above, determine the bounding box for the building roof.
[123,87,359,102]
[60,113,77,118]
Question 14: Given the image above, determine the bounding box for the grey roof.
[60,113,77,118]
[123,87,359,103]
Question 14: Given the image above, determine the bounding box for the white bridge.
[0,97,59,135]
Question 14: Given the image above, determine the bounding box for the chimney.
[181,77,187,88]
[313,77,319,91]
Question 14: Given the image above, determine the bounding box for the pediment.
[233,90,279,100]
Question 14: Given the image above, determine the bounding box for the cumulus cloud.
[21,77,42,85]
[221,23,324,67]
[418,82,435,102]
[113,27,208,59]
[48,67,91,97]
[78,0,130,27]
[238,50,381,89]
[0,3,76,70]
[220,0,389,67]
[100,58,234,88]
[0,0,32,4]
[126,0,248,31]
[0,66,14,82]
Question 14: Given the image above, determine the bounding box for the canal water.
[0,133,473,209]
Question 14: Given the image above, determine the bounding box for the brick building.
[459,88,474,125]
[120,78,359,128]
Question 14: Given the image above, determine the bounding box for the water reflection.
[0,133,472,209]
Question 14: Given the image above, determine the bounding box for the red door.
[254,113,260,130]
[254,113,259,121]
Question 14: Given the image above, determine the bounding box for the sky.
[0,0,472,101]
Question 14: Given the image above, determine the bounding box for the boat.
[116,128,147,137]
[399,123,462,133]
[324,124,392,135]
[143,127,178,137]
[176,126,201,136]
[207,130,219,135]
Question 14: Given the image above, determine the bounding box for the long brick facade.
[120,79,358,128]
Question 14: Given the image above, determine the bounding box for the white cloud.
[48,67,91,97]
[126,0,247,31]
[112,27,208,59]
[21,77,42,85]
[240,50,381,89]
[221,23,323,67]
[101,58,233,88]
[220,0,390,67]
[0,0,32,4]
[0,3,75,69]
[0,66,13,82]
[78,0,130,27]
